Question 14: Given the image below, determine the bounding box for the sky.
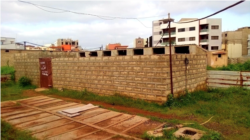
[1,0,250,50]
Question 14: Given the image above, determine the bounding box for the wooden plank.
[107,116,148,133]
[82,112,121,124]
[77,131,113,140]
[73,108,109,120]
[48,126,97,140]
[95,114,133,127]
[20,103,140,140]
[1,109,34,117]
[33,122,84,139]
[28,119,73,133]
[4,110,42,120]
[207,83,237,88]
[1,106,30,113]
[208,75,240,80]
[33,100,62,107]
[1,101,16,108]
[25,98,57,105]
[241,72,250,76]
[207,79,240,85]
[242,76,250,81]
[18,96,50,103]
[62,104,98,114]
[57,111,80,117]
[8,113,51,125]
[207,70,240,75]
[51,104,85,113]
[45,103,78,111]
[16,115,61,129]
[16,96,47,102]
[243,81,250,85]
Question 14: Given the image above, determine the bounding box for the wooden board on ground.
[1,96,160,140]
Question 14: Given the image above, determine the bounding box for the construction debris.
[174,127,205,140]
[61,103,98,114]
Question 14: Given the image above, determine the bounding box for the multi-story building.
[222,27,250,56]
[152,18,222,51]
[1,37,25,50]
[134,37,145,48]
[56,38,79,50]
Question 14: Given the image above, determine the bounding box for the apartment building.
[1,37,25,50]
[152,18,222,51]
[222,27,250,56]
[134,37,145,48]
[56,38,79,50]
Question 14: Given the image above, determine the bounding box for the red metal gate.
[39,58,52,88]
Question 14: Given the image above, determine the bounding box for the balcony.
[200,29,208,32]
[200,39,208,42]
[161,42,176,46]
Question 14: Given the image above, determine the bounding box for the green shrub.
[207,60,250,71]
[18,76,32,87]
[1,66,15,81]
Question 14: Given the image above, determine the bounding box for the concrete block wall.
[52,54,207,102]
[14,45,207,102]
[228,57,250,64]
[1,49,78,66]
[13,52,78,85]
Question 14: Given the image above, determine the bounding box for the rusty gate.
[39,58,52,88]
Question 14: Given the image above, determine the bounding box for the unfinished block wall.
[52,54,206,102]
[14,46,207,102]
[14,52,78,85]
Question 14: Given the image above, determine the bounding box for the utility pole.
[167,13,174,95]
[24,41,26,50]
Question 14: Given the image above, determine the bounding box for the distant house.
[134,37,145,48]
[1,37,25,50]
[106,43,128,50]
[26,45,41,50]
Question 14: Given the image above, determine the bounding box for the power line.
[173,0,245,24]
[18,0,168,19]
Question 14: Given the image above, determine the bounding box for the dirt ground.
[22,89,243,137]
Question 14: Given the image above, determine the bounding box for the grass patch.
[207,60,250,71]
[1,66,15,80]
[1,120,38,140]
[1,81,36,101]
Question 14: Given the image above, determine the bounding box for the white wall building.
[0,37,25,50]
[152,18,222,51]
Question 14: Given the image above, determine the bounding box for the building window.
[211,25,219,29]
[61,42,63,45]
[189,27,195,31]
[1,41,3,45]
[189,37,195,41]
[138,41,141,44]
[178,28,185,32]
[159,22,162,25]
[225,33,227,37]
[211,36,219,40]
[218,54,221,58]
[178,38,185,42]
[159,31,162,35]
[211,46,219,50]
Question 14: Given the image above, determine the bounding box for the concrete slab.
[173,127,205,140]
[78,131,114,140]
[8,113,51,125]
[82,111,121,124]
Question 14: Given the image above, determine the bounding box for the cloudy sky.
[1,0,250,50]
